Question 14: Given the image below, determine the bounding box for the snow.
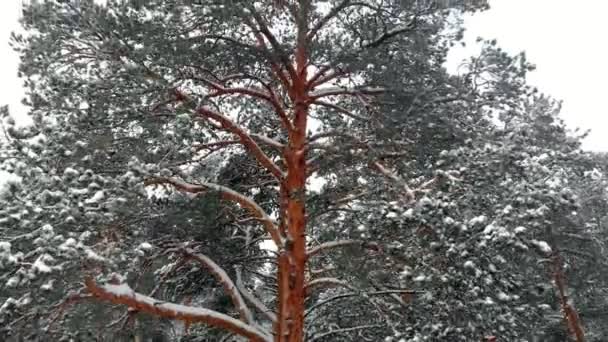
[0,241,11,253]
[469,215,487,226]
[41,279,54,291]
[32,255,53,273]
[85,190,105,204]
[98,282,271,341]
[138,242,153,251]
[59,238,77,251]
[514,226,527,234]
[5,276,19,288]
[85,249,107,262]
[531,240,552,254]
[403,208,414,218]
[497,292,510,302]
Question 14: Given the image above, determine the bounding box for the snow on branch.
[181,248,253,324]
[371,161,416,203]
[195,75,293,131]
[310,100,369,121]
[309,86,386,100]
[362,19,417,49]
[144,177,283,248]
[305,277,353,296]
[306,240,379,258]
[170,88,284,180]
[235,265,277,323]
[242,5,297,83]
[84,277,271,342]
[305,289,423,318]
[306,0,352,42]
[309,324,383,342]
[196,106,284,180]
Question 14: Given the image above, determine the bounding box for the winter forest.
[0,0,606,341]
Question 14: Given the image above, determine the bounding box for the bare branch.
[84,278,271,342]
[144,177,283,249]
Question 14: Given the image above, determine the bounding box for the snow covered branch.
[306,0,352,42]
[362,20,417,49]
[309,86,386,100]
[309,324,382,342]
[305,289,423,318]
[235,265,277,323]
[84,277,271,342]
[243,5,297,83]
[181,248,254,324]
[370,161,416,203]
[196,106,284,180]
[144,177,283,248]
[305,277,352,295]
[310,100,369,121]
[195,75,292,131]
[306,240,379,258]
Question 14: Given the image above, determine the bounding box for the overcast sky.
[1,1,607,150]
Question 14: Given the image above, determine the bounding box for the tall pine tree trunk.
[275,3,310,339]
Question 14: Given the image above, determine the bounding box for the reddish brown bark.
[84,277,270,342]
[551,253,585,342]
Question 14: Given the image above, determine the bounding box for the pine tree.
[3,1,605,341]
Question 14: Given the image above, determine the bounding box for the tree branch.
[144,177,283,249]
[362,19,417,49]
[306,0,352,42]
[194,76,293,131]
[306,240,379,258]
[305,290,422,318]
[309,324,382,342]
[244,5,297,83]
[180,248,254,324]
[196,106,284,179]
[309,86,386,100]
[370,161,415,203]
[310,100,369,121]
[235,265,277,323]
[305,277,352,295]
[84,277,271,342]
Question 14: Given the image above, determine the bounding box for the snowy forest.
[0,0,607,341]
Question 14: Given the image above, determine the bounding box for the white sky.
[1,1,607,150]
